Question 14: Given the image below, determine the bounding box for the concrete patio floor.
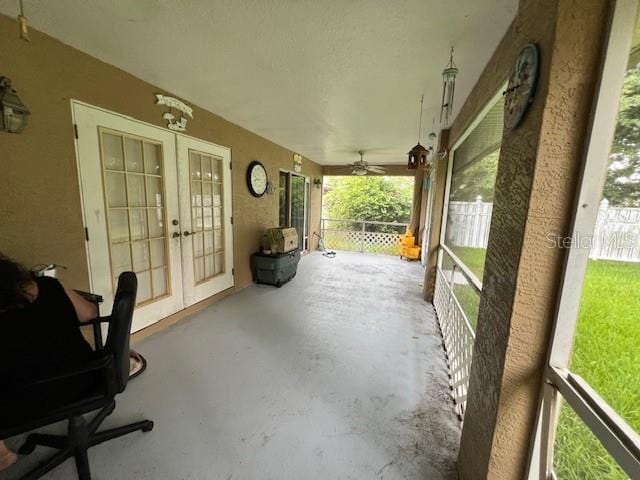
[3,251,460,480]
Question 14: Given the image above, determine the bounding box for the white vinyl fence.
[591,199,640,262]
[447,197,640,263]
[446,197,493,249]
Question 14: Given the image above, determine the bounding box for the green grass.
[447,246,485,329]
[445,250,639,476]
[554,260,640,479]
[452,283,480,330]
[449,245,486,281]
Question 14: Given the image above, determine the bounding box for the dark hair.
[0,253,34,312]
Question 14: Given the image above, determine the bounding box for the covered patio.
[2,252,460,480]
[2,0,640,479]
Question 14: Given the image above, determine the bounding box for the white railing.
[320,218,409,255]
[433,260,477,420]
[448,198,640,262]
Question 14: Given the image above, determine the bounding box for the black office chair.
[0,272,154,480]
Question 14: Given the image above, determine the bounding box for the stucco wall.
[447,0,611,478]
[0,13,322,294]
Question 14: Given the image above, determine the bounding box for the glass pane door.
[100,129,169,306]
[279,171,289,227]
[188,150,226,284]
[290,174,306,250]
[74,102,184,334]
[177,135,234,308]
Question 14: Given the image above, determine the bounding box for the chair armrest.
[18,354,114,390]
[80,316,111,351]
[80,316,112,326]
[74,290,103,305]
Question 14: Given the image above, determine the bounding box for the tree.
[323,176,413,232]
[448,149,500,202]
[604,64,640,207]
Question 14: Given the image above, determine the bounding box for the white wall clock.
[247,161,268,197]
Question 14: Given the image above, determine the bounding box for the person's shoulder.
[35,276,63,289]
[35,276,65,299]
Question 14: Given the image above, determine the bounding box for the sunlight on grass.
[554,260,640,479]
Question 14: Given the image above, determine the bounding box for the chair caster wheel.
[19,442,36,455]
[142,421,154,432]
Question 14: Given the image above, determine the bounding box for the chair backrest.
[105,271,137,393]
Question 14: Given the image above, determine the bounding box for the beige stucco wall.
[0,13,322,294]
[445,0,611,478]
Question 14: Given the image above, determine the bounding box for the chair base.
[17,401,153,480]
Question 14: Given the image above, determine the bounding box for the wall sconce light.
[0,77,30,133]
[313,178,322,189]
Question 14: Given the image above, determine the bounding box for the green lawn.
[554,260,640,479]
[449,245,486,281]
[447,251,639,477]
[448,246,485,329]
[452,283,480,330]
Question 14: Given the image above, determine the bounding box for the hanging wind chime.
[407,95,428,170]
[440,47,458,128]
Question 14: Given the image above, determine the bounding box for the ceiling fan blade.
[367,166,387,173]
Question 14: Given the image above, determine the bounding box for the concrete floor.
[3,252,460,480]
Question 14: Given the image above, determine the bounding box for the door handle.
[172,232,181,238]
[183,231,192,237]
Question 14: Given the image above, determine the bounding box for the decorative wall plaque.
[504,44,539,130]
[155,94,194,131]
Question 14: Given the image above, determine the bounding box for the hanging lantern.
[0,77,30,134]
[408,142,428,170]
[408,95,428,170]
[440,47,459,128]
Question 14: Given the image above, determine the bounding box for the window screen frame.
[438,85,507,293]
[527,0,640,477]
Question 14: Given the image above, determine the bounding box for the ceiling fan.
[351,150,386,176]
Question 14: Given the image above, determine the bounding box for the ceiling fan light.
[353,168,367,176]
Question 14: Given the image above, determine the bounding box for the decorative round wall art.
[504,43,539,130]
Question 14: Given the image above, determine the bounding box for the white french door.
[73,102,234,332]
[177,135,233,306]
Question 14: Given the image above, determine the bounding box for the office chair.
[0,272,154,480]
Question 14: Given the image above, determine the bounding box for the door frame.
[527,0,640,477]
[278,169,311,251]
[71,99,235,330]
[176,134,234,307]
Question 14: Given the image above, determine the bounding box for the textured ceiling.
[0,0,517,165]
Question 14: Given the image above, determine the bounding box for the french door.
[177,135,233,306]
[73,102,233,332]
